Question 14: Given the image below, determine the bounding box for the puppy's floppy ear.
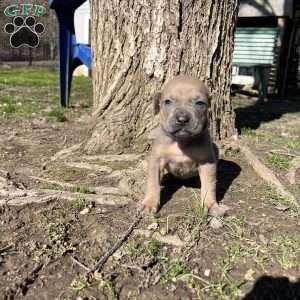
[153,92,161,115]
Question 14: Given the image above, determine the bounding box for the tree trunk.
[84,0,238,154]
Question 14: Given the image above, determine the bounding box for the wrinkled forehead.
[161,77,209,101]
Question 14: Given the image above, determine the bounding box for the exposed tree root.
[64,162,113,173]
[134,229,185,247]
[81,154,143,162]
[28,175,116,195]
[1,185,131,207]
[235,140,299,208]
[286,158,300,185]
[49,143,82,162]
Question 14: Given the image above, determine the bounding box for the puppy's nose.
[175,112,190,124]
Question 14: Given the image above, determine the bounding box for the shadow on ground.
[244,275,300,300]
[159,159,241,209]
[235,98,300,133]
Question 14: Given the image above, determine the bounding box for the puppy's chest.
[165,146,199,179]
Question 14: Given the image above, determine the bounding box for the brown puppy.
[140,76,229,216]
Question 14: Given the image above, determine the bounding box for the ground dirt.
[0,68,300,300]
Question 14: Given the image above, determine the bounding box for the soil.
[0,69,300,300]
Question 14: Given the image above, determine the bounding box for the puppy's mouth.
[166,121,208,139]
[171,128,192,137]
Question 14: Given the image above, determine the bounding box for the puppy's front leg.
[140,157,165,213]
[199,162,229,217]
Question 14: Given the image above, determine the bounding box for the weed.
[225,243,243,263]
[48,106,67,122]
[240,127,256,137]
[272,234,300,270]
[267,187,290,206]
[70,196,86,212]
[266,153,291,170]
[34,221,74,263]
[145,240,160,258]
[287,138,300,151]
[161,258,188,283]
[2,102,16,114]
[186,190,209,227]
[126,240,142,257]
[71,275,90,291]
[103,280,118,299]
[70,185,95,194]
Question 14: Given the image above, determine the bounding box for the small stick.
[0,244,13,254]
[269,150,299,158]
[70,256,91,272]
[87,212,143,276]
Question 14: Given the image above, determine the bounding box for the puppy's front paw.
[138,198,159,214]
[209,203,230,217]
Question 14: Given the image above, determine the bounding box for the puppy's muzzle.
[175,110,191,126]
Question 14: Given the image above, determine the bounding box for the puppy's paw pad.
[209,203,230,217]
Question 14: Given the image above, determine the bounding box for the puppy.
[140,76,229,217]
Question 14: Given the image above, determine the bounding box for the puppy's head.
[154,76,210,140]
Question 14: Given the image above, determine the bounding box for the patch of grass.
[0,68,58,87]
[0,96,40,115]
[70,196,86,212]
[240,127,257,137]
[225,243,244,263]
[47,106,67,122]
[186,190,209,226]
[145,240,160,258]
[266,153,291,170]
[0,96,16,113]
[161,258,189,283]
[184,244,246,300]
[267,187,290,206]
[287,138,300,151]
[126,240,142,257]
[0,68,92,113]
[272,234,300,270]
[34,221,74,262]
[101,275,119,299]
[71,275,90,291]
[70,185,95,194]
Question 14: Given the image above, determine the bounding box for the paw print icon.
[4,16,45,48]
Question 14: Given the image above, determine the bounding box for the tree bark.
[85,0,238,154]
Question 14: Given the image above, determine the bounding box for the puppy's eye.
[195,99,206,106]
[164,98,173,105]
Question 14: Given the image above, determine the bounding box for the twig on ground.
[87,212,143,277]
[70,256,91,272]
[0,244,13,254]
[269,150,299,158]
